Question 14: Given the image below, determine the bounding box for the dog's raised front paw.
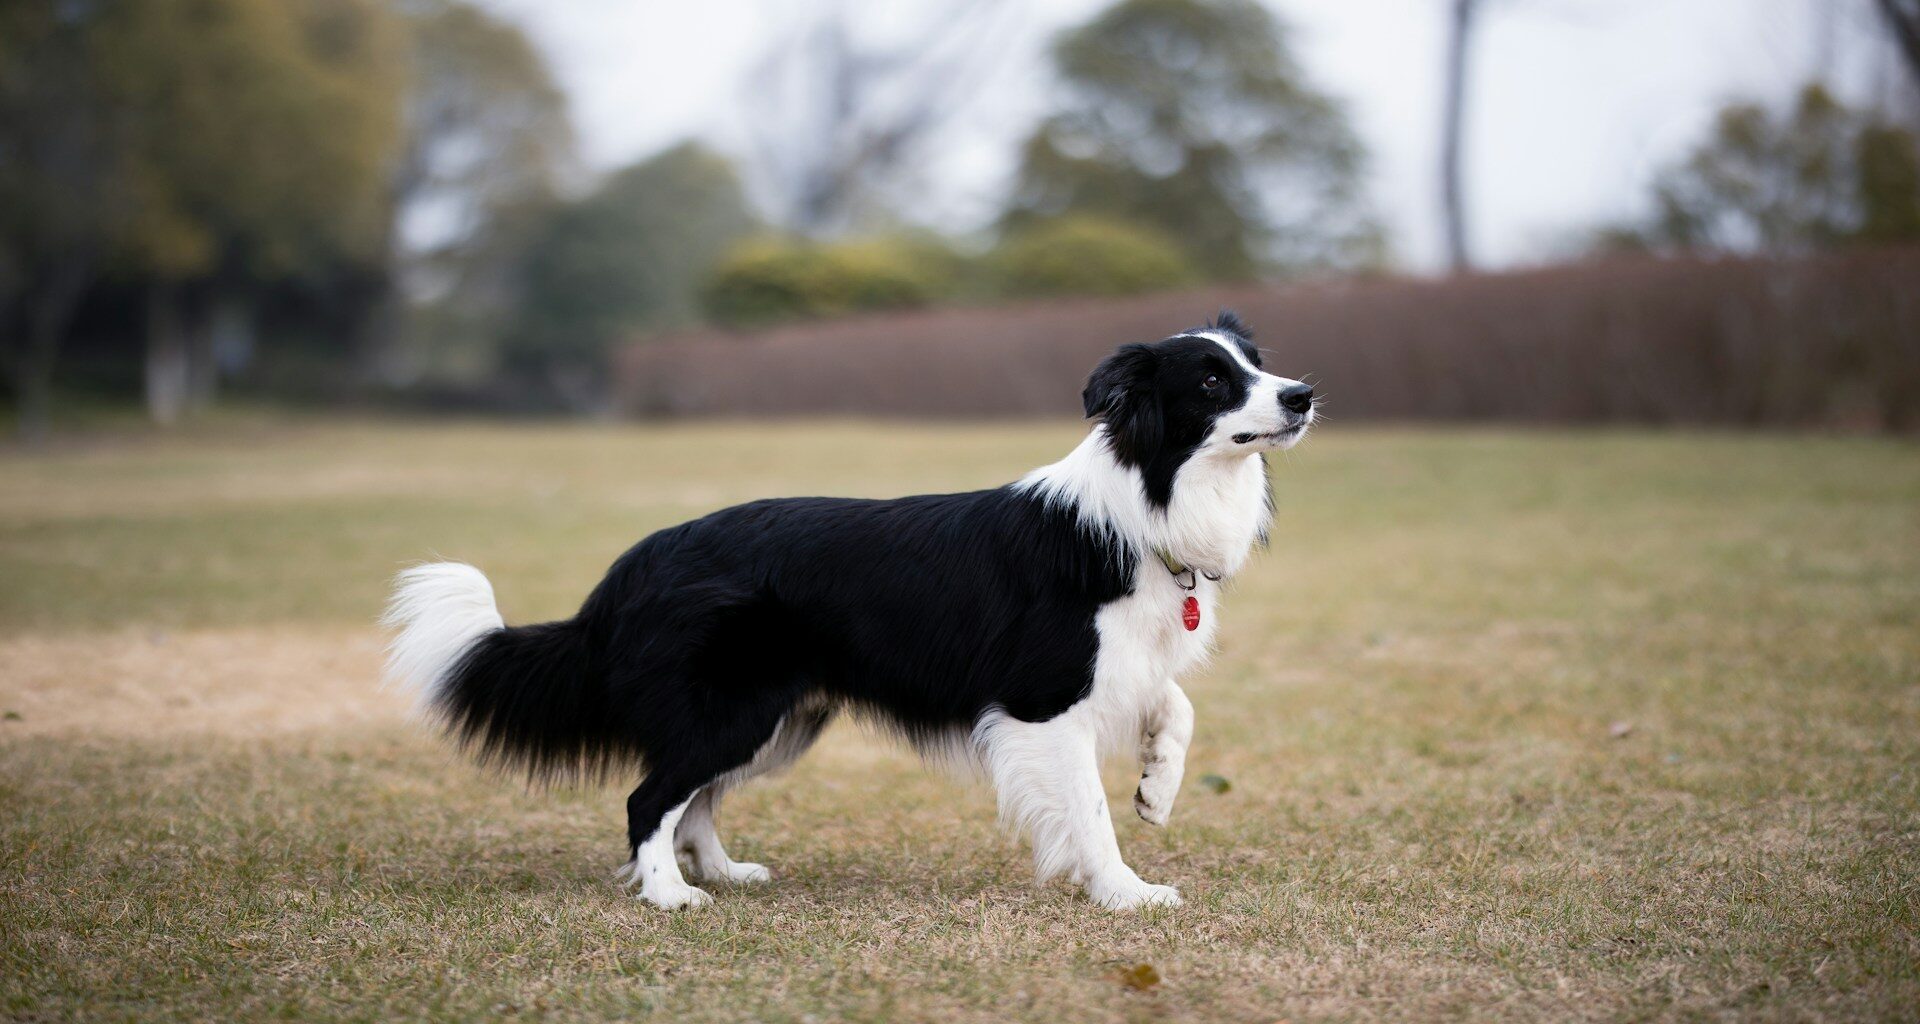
[1134,772,1179,826]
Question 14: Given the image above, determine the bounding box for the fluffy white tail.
[380,562,505,713]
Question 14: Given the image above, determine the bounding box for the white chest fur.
[1080,560,1219,755]
[1017,428,1272,756]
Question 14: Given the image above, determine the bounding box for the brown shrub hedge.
[617,249,1920,430]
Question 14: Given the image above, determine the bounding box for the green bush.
[701,235,962,327]
[987,216,1198,298]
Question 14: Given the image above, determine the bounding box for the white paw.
[639,880,713,910]
[1091,879,1183,911]
[685,855,772,884]
[720,861,772,885]
[1134,773,1179,826]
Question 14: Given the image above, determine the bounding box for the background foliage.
[1603,85,1920,255]
[987,216,1198,298]
[1001,0,1381,278]
[2,0,1918,435]
[701,234,965,328]
[499,143,757,401]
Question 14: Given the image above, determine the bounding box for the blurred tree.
[1857,123,1920,241]
[0,2,115,441]
[1,0,572,433]
[1439,0,1480,272]
[501,143,757,407]
[741,1,1015,236]
[988,216,1196,297]
[98,0,403,423]
[1615,84,1920,255]
[379,0,573,383]
[1002,0,1379,279]
[1,0,403,432]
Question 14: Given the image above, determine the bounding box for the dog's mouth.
[1232,423,1307,445]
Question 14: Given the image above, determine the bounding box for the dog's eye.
[1201,374,1222,390]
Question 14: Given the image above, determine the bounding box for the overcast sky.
[474,0,1909,272]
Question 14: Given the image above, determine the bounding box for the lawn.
[2,419,1917,1023]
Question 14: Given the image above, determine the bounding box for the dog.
[382,312,1315,910]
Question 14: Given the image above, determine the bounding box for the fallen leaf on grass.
[1199,773,1232,794]
[1116,963,1161,991]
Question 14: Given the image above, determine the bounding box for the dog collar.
[1153,548,1223,591]
[1153,548,1219,633]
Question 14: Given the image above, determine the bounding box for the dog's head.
[1082,312,1314,505]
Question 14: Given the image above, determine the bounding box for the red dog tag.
[1181,596,1200,631]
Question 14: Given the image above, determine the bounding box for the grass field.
[2,419,1917,1023]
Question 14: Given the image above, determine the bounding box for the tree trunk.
[209,290,256,378]
[1440,0,1478,274]
[1877,0,1920,93]
[355,273,403,388]
[187,319,218,413]
[145,283,191,426]
[11,256,89,444]
[186,289,253,412]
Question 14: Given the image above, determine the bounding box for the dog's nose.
[1279,383,1314,414]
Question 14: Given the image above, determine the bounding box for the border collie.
[382,313,1314,910]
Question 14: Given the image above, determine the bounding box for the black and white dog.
[383,313,1314,910]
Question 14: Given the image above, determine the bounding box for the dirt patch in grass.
[0,627,398,738]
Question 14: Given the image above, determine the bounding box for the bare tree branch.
[741,0,1014,236]
[1876,0,1920,91]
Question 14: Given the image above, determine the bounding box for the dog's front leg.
[1134,680,1194,826]
[980,712,1181,910]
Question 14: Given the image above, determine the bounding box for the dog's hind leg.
[674,787,770,885]
[978,711,1181,911]
[620,751,769,908]
[620,687,813,908]
[1134,680,1194,826]
[672,698,831,886]
[621,776,712,909]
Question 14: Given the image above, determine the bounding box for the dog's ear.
[1083,343,1155,418]
[1082,344,1162,465]
[1211,309,1253,339]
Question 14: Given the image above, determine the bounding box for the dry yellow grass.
[2,419,1917,1023]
